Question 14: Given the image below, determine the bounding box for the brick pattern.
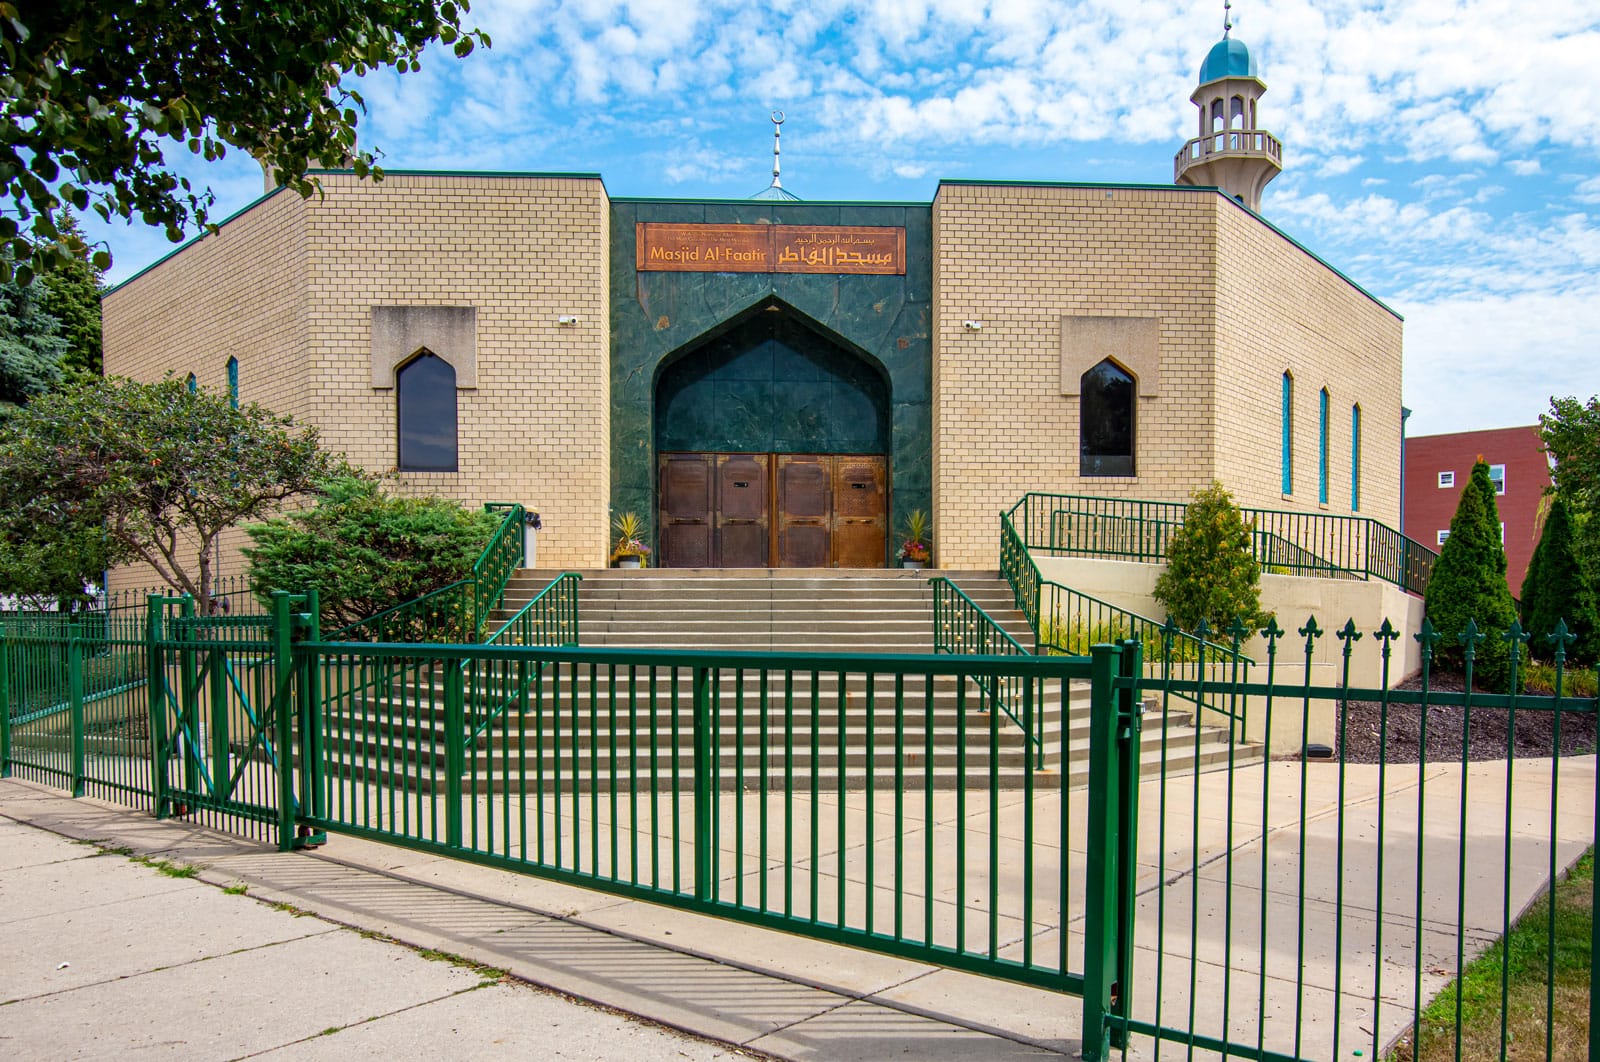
[931,183,1404,570]
[102,175,611,592]
[932,185,1220,569]
[1212,206,1403,529]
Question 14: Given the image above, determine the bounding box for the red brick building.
[1403,425,1551,594]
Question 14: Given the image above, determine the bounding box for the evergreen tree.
[1153,480,1268,632]
[1424,460,1522,689]
[1520,496,1599,665]
[0,263,68,414]
[39,212,104,379]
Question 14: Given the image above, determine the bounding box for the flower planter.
[617,556,643,569]
[901,559,926,570]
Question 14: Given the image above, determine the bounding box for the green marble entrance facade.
[609,199,933,560]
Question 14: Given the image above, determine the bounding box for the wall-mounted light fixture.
[963,320,984,331]
[557,315,580,326]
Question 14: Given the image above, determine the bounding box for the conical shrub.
[1424,460,1523,690]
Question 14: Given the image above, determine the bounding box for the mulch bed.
[1336,671,1597,765]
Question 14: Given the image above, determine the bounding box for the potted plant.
[897,509,931,569]
[611,511,651,568]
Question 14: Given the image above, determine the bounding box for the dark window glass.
[1080,359,1135,477]
[397,353,458,471]
[226,357,239,409]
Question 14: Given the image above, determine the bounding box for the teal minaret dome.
[1174,10,1282,213]
[1198,36,1258,84]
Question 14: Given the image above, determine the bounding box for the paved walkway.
[1,756,1593,1060]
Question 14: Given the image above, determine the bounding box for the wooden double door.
[658,452,887,568]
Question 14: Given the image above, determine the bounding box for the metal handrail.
[1013,492,1437,596]
[929,576,1038,765]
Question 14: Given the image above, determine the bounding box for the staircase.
[327,569,1255,793]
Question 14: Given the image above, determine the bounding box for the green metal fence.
[1081,619,1599,1062]
[4,593,1596,1061]
[300,640,1096,992]
[1011,492,1438,595]
[329,502,528,642]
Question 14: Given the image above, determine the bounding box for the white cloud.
[1507,158,1542,175]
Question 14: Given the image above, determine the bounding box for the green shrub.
[1153,481,1269,633]
[1520,496,1599,665]
[1424,460,1523,690]
[243,475,500,632]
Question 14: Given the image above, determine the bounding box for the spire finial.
[769,110,785,190]
[1223,0,1233,37]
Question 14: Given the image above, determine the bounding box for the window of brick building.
[1438,470,1455,488]
[1080,359,1135,477]
[397,351,458,472]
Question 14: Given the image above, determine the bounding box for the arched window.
[1280,372,1294,494]
[396,351,458,472]
[1318,387,1330,504]
[1350,404,1362,511]
[1210,98,1225,135]
[185,373,197,393]
[1080,359,1136,477]
[226,357,239,409]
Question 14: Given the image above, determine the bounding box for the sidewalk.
[0,779,1073,1060]
[3,755,1593,1060]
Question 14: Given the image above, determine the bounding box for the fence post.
[271,592,297,851]
[1111,638,1144,1049]
[68,616,85,796]
[298,589,325,823]
[208,613,229,804]
[0,628,10,778]
[1081,641,1124,1062]
[177,595,199,799]
[147,596,170,818]
[444,661,465,849]
[692,664,714,902]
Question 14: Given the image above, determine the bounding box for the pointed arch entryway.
[653,299,892,568]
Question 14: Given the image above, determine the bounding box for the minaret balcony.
[1174,129,1283,180]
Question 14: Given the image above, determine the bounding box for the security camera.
[557,315,580,326]
[963,320,983,331]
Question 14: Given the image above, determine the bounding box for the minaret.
[751,110,801,201]
[1174,2,1282,212]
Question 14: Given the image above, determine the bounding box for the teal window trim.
[1317,388,1330,504]
[185,372,197,393]
[1350,404,1361,511]
[226,356,239,409]
[1280,372,1293,494]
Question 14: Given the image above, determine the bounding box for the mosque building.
[102,23,1402,577]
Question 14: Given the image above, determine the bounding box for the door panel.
[715,453,769,568]
[658,453,713,568]
[777,455,831,568]
[661,451,889,569]
[831,455,887,568]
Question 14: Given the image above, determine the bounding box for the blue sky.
[84,0,1600,438]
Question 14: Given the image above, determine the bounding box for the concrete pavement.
[1,754,1593,1061]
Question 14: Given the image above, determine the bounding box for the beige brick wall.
[1212,205,1404,527]
[299,174,611,569]
[101,191,310,593]
[931,184,1221,569]
[100,174,612,596]
[929,183,1404,571]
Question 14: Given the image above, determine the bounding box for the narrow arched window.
[1281,372,1294,494]
[185,373,197,393]
[1318,387,1330,504]
[1350,404,1362,511]
[397,351,458,472]
[1080,359,1136,477]
[226,357,239,409]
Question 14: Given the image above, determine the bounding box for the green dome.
[1198,37,1258,84]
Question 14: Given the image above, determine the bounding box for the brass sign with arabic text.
[637,223,905,275]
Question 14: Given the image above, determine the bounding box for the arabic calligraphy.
[637,224,906,275]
